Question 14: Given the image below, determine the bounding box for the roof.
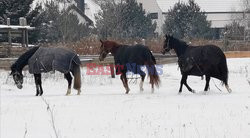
[0,25,35,30]
[84,0,101,25]
[32,0,101,25]
[156,0,242,12]
[68,5,93,25]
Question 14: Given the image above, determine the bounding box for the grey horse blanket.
[28,47,80,74]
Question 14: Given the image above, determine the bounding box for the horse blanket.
[178,45,224,75]
[113,44,156,74]
[28,47,80,74]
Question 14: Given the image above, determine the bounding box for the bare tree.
[226,0,250,40]
[241,0,250,11]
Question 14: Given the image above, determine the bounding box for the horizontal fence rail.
[0,54,177,70]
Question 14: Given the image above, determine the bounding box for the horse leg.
[120,74,130,94]
[124,74,130,94]
[183,77,194,93]
[34,74,43,96]
[120,74,127,93]
[38,75,43,96]
[225,85,232,93]
[64,73,72,96]
[179,75,194,93]
[35,81,39,96]
[178,75,185,93]
[151,82,154,93]
[223,76,232,93]
[204,75,211,91]
[139,71,146,92]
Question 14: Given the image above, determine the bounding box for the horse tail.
[147,52,160,87]
[219,53,229,85]
[219,52,232,92]
[150,51,156,64]
[148,65,160,87]
[223,60,229,86]
[146,60,160,88]
[221,59,229,86]
[73,64,81,90]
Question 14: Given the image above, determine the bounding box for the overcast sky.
[157,0,243,12]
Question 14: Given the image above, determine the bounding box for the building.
[137,0,249,39]
[32,0,101,26]
[136,0,164,35]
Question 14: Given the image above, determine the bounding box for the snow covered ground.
[1,58,250,138]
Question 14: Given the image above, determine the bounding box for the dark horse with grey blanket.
[99,40,160,94]
[10,47,81,96]
[162,35,231,93]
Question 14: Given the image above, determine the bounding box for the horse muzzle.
[99,57,104,61]
[161,49,166,55]
[17,84,23,89]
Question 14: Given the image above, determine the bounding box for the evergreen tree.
[163,0,212,39]
[0,0,35,25]
[96,0,156,39]
[33,1,91,43]
[31,1,62,43]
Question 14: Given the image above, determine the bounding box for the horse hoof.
[77,89,81,95]
[151,89,154,93]
[125,90,130,94]
[125,88,130,94]
[191,90,196,93]
[203,91,208,95]
[225,85,232,93]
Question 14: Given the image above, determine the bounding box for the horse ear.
[100,39,103,44]
[10,71,13,76]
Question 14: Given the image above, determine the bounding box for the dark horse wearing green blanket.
[162,35,231,94]
[10,47,81,96]
[99,40,160,94]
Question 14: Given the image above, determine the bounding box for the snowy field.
[1,58,250,138]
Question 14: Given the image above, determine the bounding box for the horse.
[162,35,232,94]
[99,40,160,94]
[10,46,81,96]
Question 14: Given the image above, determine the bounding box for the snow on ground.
[1,58,250,138]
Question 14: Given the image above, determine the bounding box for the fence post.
[110,64,115,78]
[7,18,11,56]
[19,17,27,47]
[142,39,145,45]
[7,18,11,46]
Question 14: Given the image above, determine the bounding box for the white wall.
[136,0,164,35]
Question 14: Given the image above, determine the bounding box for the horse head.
[10,65,23,89]
[162,34,173,55]
[99,40,118,61]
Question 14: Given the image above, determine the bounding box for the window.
[149,13,158,19]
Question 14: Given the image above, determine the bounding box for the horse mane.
[11,47,40,71]
[103,40,122,54]
[171,37,189,56]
